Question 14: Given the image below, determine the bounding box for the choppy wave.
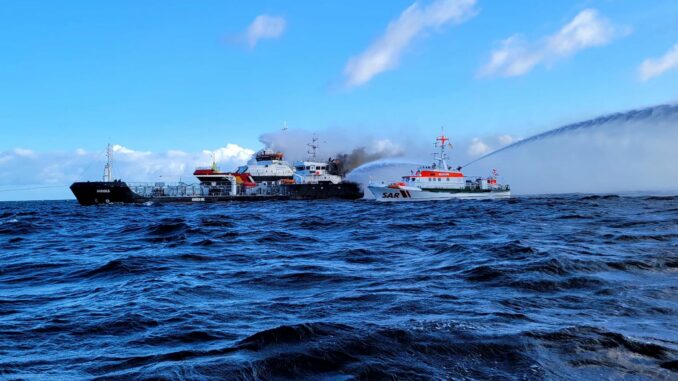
[0,195,676,380]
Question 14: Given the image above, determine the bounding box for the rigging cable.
[0,185,69,193]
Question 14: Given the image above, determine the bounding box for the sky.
[1,0,678,200]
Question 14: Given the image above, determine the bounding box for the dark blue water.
[1,195,677,380]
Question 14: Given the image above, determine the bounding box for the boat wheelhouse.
[292,161,342,184]
[236,148,294,184]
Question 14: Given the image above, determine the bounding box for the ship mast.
[307,135,319,161]
[433,128,453,171]
[103,143,113,182]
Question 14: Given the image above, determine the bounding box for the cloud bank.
[0,144,254,195]
[638,43,678,81]
[244,14,286,48]
[480,9,625,77]
[343,0,476,88]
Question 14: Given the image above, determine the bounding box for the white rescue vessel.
[368,132,510,202]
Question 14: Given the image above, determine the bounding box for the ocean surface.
[0,195,676,380]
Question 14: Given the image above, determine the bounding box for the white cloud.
[13,148,35,157]
[245,14,286,48]
[166,149,188,157]
[638,43,678,81]
[467,138,491,156]
[202,143,255,163]
[343,0,477,88]
[480,9,625,77]
[497,134,516,146]
[463,135,520,158]
[370,139,403,156]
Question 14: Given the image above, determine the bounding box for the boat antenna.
[433,127,453,170]
[103,143,113,182]
[307,134,319,160]
[282,121,288,132]
[211,152,217,171]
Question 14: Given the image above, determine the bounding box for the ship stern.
[70,181,140,205]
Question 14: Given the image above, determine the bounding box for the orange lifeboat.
[387,182,407,189]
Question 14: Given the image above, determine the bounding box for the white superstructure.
[236,149,294,184]
[292,161,342,184]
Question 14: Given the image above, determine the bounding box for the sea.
[0,195,676,380]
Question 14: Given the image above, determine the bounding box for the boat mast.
[103,143,113,182]
[434,128,453,171]
[211,152,217,171]
[307,135,319,161]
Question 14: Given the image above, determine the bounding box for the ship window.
[306,166,311,170]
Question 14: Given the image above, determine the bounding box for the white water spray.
[464,104,678,194]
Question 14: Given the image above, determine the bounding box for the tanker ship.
[70,142,363,205]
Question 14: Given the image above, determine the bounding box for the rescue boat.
[368,132,510,202]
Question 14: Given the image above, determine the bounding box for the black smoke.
[328,147,398,176]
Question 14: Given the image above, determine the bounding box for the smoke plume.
[258,129,406,173]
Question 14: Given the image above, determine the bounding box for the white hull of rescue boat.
[368,185,511,202]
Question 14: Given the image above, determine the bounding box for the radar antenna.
[103,143,113,182]
[307,135,319,160]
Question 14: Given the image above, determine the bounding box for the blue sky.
[1,0,678,198]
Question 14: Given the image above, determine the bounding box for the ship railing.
[246,184,286,196]
[126,181,241,198]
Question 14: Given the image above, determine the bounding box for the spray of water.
[347,159,423,180]
[345,159,423,198]
[464,104,678,194]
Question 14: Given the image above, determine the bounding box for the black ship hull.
[70,181,142,205]
[283,181,363,200]
[70,181,363,205]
